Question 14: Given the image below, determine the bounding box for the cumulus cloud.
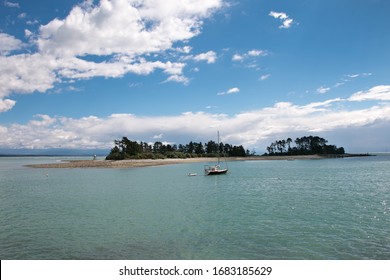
[232,54,244,61]
[269,11,295,29]
[0,0,224,106]
[0,53,58,98]
[37,0,222,57]
[191,51,217,64]
[181,50,217,65]
[0,33,23,55]
[163,74,190,85]
[1,85,390,151]
[0,99,16,112]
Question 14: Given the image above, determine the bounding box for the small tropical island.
[105,135,348,160]
[264,136,345,156]
[105,136,250,160]
[27,135,371,168]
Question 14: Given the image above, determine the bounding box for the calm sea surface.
[0,156,389,259]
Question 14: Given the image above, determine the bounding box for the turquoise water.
[0,156,389,259]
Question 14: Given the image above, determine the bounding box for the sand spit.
[26,155,326,169]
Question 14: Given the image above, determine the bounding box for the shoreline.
[25,154,349,169]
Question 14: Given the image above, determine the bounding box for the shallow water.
[0,156,389,259]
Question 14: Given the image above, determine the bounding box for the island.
[26,135,371,168]
[105,136,250,160]
[264,136,345,156]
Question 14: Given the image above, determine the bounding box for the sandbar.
[26,155,325,169]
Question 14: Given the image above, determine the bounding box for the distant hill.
[0,149,110,157]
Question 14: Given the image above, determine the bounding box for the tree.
[153,141,163,153]
[265,135,345,156]
[187,141,194,154]
[206,140,218,155]
[106,136,250,160]
[230,145,246,157]
[286,138,292,154]
[194,142,205,155]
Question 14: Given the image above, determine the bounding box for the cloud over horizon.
[1,1,389,154]
[1,85,389,152]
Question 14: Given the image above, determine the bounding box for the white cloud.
[347,73,372,79]
[280,18,294,29]
[176,46,192,53]
[260,74,271,81]
[0,33,23,55]
[334,82,344,88]
[217,87,240,96]
[28,114,56,127]
[182,50,217,64]
[0,0,223,107]
[24,29,33,37]
[232,49,267,61]
[0,99,16,112]
[269,11,288,20]
[0,53,57,98]
[56,56,187,80]
[227,87,240,94]
[232,53,244,61]
[317,86,331,94]
[17,12,26,19]
[37,0,222,57]
[247,49,266,57]
[1,85,390,151]
[163,74,190,85]
[153,133,163,139]
[4,1,19,8]
[348,85,390,101]
[320,72,373,92]
[192,51,217,64]
[269,11,295,29]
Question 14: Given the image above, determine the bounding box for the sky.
[1,0,390,153]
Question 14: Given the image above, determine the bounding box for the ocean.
[0,155,389,259]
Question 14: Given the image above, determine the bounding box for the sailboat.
[204,131,228,175]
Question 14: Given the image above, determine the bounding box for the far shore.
[25,154,368,169]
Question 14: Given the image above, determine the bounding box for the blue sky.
[1,0,390,153]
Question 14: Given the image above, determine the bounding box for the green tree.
[206,140,218,154]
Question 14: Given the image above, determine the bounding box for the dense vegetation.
[265,136,345,156]
[106,137,251,160]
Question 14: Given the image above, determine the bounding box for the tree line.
[106,137,251,160]
[265,136,345,156]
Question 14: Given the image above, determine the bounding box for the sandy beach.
[26,155,325,169]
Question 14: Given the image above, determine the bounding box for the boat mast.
[217,131,220,165]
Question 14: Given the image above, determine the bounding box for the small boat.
[204,131,229,176]
[187,173,197,176]
[204,164,228,175]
